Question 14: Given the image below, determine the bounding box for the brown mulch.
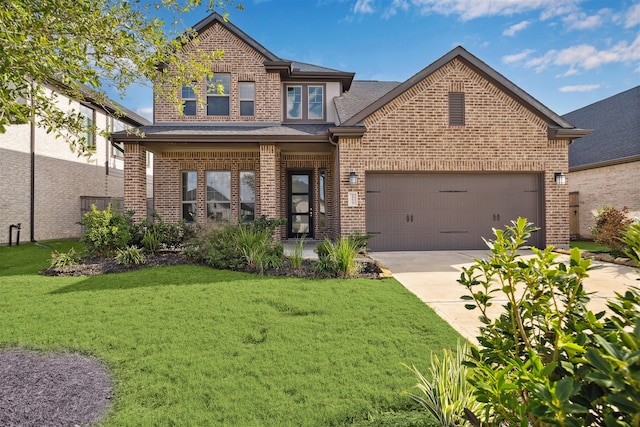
[42,253,383,279]
[0,349,112,427]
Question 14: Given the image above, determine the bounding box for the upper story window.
[239,82,255,117]
[308,86,324,119]
[207,73,230,116]
[448,92,465,126]
[112,119,126,157]
[80,104,95,148]
[181,84,197,116]
[286,84,325,121]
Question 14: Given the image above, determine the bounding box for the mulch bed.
[42,253,384,279]
[0,349,112,427]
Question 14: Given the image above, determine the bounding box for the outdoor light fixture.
[554,172,566,185]
[349,172,358,185]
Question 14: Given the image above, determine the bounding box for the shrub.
[590,206,633,251]
[347,232,373,254]
[115,246,145,266]
[236,225,283,274]
[184,218,285,272]
[287,235,306,269]
[79,204,133,256]
[141,229,162,254]
[622,222,640,267]
[314,237,361,278]
[459,217,640,426]
[404,342,483,426]
[132,212,195,251]
[50,248,80,268]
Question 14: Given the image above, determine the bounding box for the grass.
[0,242,461,426]
[570,240,612,253]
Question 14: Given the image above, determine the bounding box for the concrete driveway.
[369,250,640,343]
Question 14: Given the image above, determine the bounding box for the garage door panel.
[366,173,543,251]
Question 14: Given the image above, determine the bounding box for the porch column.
[259,143,277,219]
[124,142,147,221]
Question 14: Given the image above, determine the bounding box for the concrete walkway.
[368,250,640,343]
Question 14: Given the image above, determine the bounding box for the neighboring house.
[113,13,590,251]
[564,86,640,239]
[0,83,151,245]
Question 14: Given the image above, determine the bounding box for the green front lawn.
[0,242,460,426]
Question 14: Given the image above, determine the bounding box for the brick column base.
[124,143,147,221]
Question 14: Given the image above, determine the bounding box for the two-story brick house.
[113,13,590,251]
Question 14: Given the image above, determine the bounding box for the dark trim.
[328,126,366,138]
[569,154,640,172]
[113,133,330,144]
[287,170,314,239]
[548,127,593,141]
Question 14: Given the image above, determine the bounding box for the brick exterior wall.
[337,59,571,248]
[154,22,282,123]
[124,143,148,220]
[569,161,640,238]
[0,87,140,244]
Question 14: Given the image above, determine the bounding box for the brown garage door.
[366,173,543,251]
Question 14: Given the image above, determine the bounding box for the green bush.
[141,229,162,254]
[236,225,283,274]
[314,237,361,278]
[133,212,196,251]
[459,217,640,426]
[287,235,306,269]
[404,342,483,426]
[115,246,145,266]
[184,218,285,273]
[79,204,133,256]
[50,247,80,268]
[590,206,633,251]
[622,222,640,267]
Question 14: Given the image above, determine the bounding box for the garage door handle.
[497,214,500,221]
[406,215,410,222]
[411,214,414,222]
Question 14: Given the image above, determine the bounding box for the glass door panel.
[288,172,313,238]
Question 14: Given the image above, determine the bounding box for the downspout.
[30,83,36,243]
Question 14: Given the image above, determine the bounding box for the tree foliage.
[0,0,241,152]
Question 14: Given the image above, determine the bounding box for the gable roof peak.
[342,45,576,131]
[190,12,281,62]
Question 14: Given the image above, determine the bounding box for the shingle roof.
[334,80,401,124]
[112,123,332,142]
[564,86,640,169]
[288,60,350,74]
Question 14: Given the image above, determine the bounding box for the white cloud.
[354,0,375,14]
[503,20,530,36]
[555,35,640,69]
[626,3,640,28]
[559,84,600,92]
[563,8,610,31]
[502,49,535,64]
[136,107,153,121]
[520,34,640,73]
[379,0,580,21]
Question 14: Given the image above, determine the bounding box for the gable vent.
[448,92,465,126]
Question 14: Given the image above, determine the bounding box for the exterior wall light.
[554,172,566,185]
[349,172,358,185]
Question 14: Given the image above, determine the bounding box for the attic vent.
[448,92,465,126]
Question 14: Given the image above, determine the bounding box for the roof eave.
[569,154,640,172]
[112,133,330,144]
[329,126,366,138]
[548,127,593,141]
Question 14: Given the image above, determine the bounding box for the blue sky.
[115,0,640,120]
